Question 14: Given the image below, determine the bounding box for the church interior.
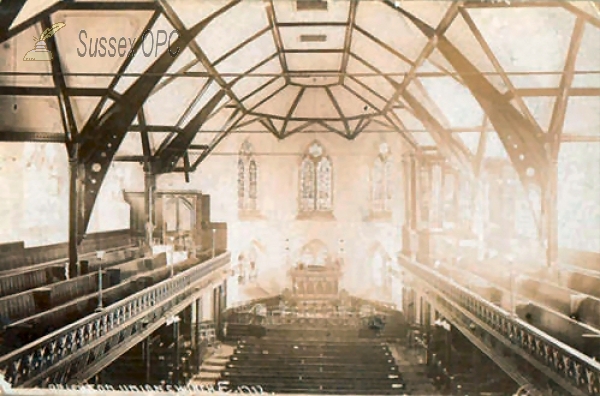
[0,1,599,395]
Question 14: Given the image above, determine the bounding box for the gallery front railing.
[0,252,231,388]
[398,254,600,396]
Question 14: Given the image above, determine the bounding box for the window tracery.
[371,142,392,215]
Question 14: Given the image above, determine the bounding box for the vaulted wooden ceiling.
[0,0,598,177]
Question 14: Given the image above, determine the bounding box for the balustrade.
[398,254,600,396]
[0,253,230,388]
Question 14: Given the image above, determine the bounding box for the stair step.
[200,366,224,373]
[205,357,229,363]
[196,372,221,380]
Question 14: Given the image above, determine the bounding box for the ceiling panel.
[293,88,339,119]
[279,25,346,50]
[286,52,342,71]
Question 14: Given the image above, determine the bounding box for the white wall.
[156,131,409,301]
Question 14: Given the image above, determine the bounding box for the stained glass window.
[317,157,332,210]
[248,159,257,211]
[238,141,258,212]
[299,142,332,213]
[237,158,245,210]
[300,158,316,212]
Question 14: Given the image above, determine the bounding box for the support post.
[402,155,413,256]
[195,298,202,372]
[417,157,432,264]
[143,337,151,384]
[144,170,156,252]
[68,152,80,278]
[173,318,180,385]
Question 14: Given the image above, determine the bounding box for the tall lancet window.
[299,141,333,216]
[248,159,258,211]
[371,142,393,217]
[238,140,259,216]
[237,158,245,210]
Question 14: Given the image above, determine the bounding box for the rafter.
[380,0,463,115]
[504,87,600,98]
[0,1,62,43]
[154,91,227,174]
[473,116,488,177]
[282,88,306,136]
[190,110,244,170]
[150,58,200,97]
[543,17,585,268]
[385,111,420,150]
[0,131,65,143]
[342,84,383,115]
[246,84,287,114]
[239,75,280,103]
[0,87,108,97]
[138,109,152,162]
[85,9,161,130]
[560,2,600,29]
[0,0,26,32]
[153,78,214,158]
[352,24,414,66]
[213,25,271,66]
[158,0,248,114]
[228,53,279,87]
[339,0,358,85]
[346,72,390,103]
[264,0,289,84]
[325,87,350,135]
[401,90,472,172]
[547,17,585,159]
[42,16,78,153]
[317,120,346,139]
[460,8,544,140]
[433,27,549,191]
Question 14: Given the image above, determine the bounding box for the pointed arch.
[298,239,330,268]
[299,141,333,214]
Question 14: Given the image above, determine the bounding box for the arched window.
[237,141,259,213]
[371,142,392,213]
[299,141,333,214]
[248,159,257,210]
[237,159,245,210]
